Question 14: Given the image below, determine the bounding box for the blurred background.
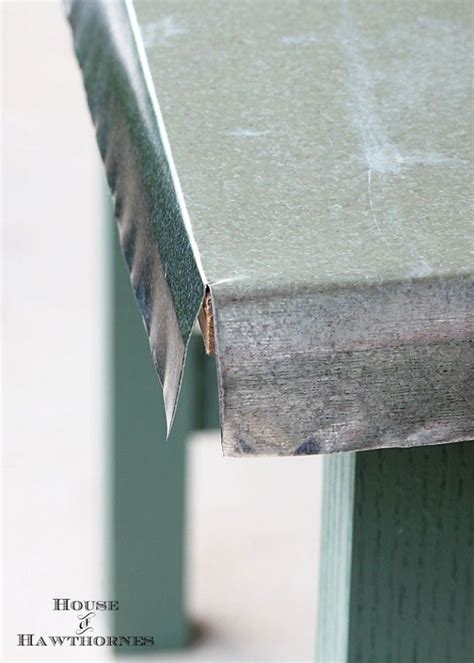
[2,2,323,661]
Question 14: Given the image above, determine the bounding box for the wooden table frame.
[110,198,473,659]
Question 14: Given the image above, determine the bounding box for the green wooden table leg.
[108,202,201,650]
[316,442,474,663]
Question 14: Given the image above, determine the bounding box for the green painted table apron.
[66,1,473,660]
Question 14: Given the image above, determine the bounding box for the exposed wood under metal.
[198,287,215,356]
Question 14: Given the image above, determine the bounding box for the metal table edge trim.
[65,0,206,432]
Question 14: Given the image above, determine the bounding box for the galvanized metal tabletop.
[67,0,473,456]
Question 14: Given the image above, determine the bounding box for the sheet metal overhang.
[66,0,205,432]
[66,0,474,456]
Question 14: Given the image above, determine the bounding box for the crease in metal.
[66,0,205,432]
[123,0,207,286]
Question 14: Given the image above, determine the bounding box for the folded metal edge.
[211,275,474,456]
[65,0,206,432]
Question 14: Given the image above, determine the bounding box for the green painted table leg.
[108,203,201,650]
[316,442,474,663]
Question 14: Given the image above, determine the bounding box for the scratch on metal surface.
[141,16,187,48]
[226,128,271,138]
[209,276,247,286]
[339,1,464,176]
[401,152,469,168]
[367,168,382,235]
[338,0,464,278]
[407,257,434,279]
[338,1,402,175]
